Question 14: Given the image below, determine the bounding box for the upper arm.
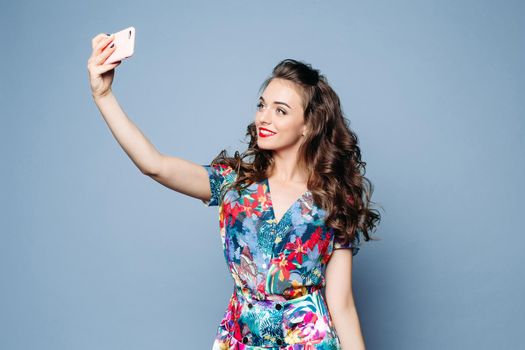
[325,249,355,310]
[147,154,213,203]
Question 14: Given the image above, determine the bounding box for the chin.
[256,142,272,150]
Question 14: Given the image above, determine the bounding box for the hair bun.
[304,67,320,85]
[312,69,320,84]
[271,59,321,86]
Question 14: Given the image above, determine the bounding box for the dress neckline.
[264,178,311,227]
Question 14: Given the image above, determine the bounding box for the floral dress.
[202,163,360,349]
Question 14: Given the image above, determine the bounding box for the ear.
[302,125,308,137]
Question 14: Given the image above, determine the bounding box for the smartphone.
[103,26,135,64]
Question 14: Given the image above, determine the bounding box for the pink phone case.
[104,26,135,64]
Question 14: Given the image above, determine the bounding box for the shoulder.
[203,163,237,182]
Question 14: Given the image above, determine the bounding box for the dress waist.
[234,284,324,303]
[227,284,337,347]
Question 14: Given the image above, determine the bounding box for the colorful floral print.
[202,163,359,349]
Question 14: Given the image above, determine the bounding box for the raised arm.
[87,32,212,203]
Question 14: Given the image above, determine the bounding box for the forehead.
[262,78,304,109]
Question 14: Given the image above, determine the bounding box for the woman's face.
[255,78,307,152]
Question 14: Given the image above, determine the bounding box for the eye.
[277,108,287,115]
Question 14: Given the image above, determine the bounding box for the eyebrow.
[259,96,292,109]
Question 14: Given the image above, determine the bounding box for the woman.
[87,33,381,350]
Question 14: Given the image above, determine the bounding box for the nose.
[258,107,271,125]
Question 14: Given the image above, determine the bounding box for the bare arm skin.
[87,33,212,203]
[325,250,366,350]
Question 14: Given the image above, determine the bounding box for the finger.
[94,34,115,55]
[97,43,117,65]
[92,39,116,65]
[89,35,114,61]
[91,33,112,50]
[87,58,119,76]
[91,33,107,49]
[93,61,120,75]
[87,45,115,68]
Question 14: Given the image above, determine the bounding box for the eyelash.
[256,102,286,115]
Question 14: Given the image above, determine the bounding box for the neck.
[268,148,308,184]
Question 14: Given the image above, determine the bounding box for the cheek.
[274,118,293,131]
[276,118,303,135]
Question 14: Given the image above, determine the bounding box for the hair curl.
[210,59,382,250]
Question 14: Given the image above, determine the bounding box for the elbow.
[328,301,356,316]
[141,168,153,176]
[141,154,164,177]
[140,165,155,176]
[326,293,356,315]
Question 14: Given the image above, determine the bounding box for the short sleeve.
[333,233,360,256]
[201,163,237,207]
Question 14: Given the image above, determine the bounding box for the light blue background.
[1,0,523,349]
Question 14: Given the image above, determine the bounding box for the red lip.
[258,127,277,138]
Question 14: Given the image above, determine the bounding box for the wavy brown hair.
[210,59,382,249]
